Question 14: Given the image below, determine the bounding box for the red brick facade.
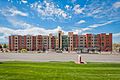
[9,32,112,52]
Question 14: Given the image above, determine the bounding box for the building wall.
[31,36,36,51]
[100,33,112,51]
[36,35,43,51]
[51,36,56,49]
[92,34,101,50]
[9,32,112,52]
[26,35,32,51]
[58,31,63,49]
[49,34,52,49]
[73,34,78,50]
[62,35,68,50]
[68,32,73,51]
[8,36,11,50]
[55,37,59,49]
[85,34,92,48]
[9,36,13,51]
[42,36,49,50]
[78,35,85,49]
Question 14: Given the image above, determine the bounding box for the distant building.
[9,31,112,52]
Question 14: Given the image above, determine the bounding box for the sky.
[0,0,120,44]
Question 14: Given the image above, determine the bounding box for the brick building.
[36,35,42,51]
[9,31,112,52]
[62,35,68,50]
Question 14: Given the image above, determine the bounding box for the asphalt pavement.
[0,52,120,63]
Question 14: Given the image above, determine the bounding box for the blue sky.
[0,0,120,43]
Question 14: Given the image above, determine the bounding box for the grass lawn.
[0,61,120,80]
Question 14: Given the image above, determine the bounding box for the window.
[88,43,91,47]
[88,37,91,40]
[102,37,104,40]
[80,42,83,44]
[102,43,104,46]
[94,42,97,44]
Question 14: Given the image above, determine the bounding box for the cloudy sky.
[0,0,120,43]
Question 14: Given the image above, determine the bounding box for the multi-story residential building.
[78,35,86,49]
[9,35,24,51]
[13,35,19,51]
[9,31,112,52]
[73,34,79,50]
[100,33,112,51]
[26,35,32,51]
[55,37,59,49]
[92,34,101,50]
[86,34,92,48]
[42,35,49,50]
[49,34,52,50]
[51,35,56,49]
[31,36,36,51]
[36,35,42,51]
[68,32,74,51]
[62,35,68,50]
[58,31,63,49]
[19,36,25,50]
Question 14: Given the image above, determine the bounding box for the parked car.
[56,50,62,53]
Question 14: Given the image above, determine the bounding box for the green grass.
[0,61,120,80]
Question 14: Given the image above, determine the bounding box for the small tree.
[20,49,27,53]
[91,49,95,53]
[0,44,2,51]
[98,49,101,53]
[3,44,7,48]
[43,47,46,52]
[0,44,2,49]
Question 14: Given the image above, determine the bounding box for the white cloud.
[113,32,120,37]
[65,5,71,10]
[71,0,76,3]
[0,27,14,34]
[74,20,115,33]
[66,21,113,35]
[0,7,28,17]
[21,0,27,4]
[85,1,120,20]
[76,20,85,24]
[73,4,84,14]
[0,35,7,43]
[89,20,114,28]
[31,1,70,19]
[9,8,28,16]
[113,2,120,8]
[8,19,32,29]
[113,32,120,43]
[0,25,63,36]
[87,7,102,18]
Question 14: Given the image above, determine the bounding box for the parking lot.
[0,52,120,63]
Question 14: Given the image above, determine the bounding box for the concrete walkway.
[0,52,120,63]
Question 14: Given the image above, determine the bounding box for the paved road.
[0,52,120,63]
